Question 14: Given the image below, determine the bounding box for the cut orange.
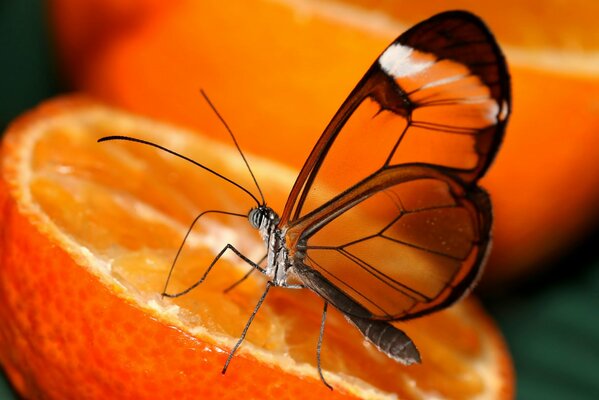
[0,96,513,399]
[48,0,599,286]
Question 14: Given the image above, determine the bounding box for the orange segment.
[0,96,513,399]
[48,0,599,285]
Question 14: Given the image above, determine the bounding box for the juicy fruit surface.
[0,97,513,399]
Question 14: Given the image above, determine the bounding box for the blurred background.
[1,0,598,398]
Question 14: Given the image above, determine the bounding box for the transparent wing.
[288,164,492,320]
[279,10,510,224]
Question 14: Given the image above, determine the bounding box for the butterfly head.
[248,205,279,231]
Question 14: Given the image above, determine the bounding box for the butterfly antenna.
[200,89,266,205]
[97,136,261,206]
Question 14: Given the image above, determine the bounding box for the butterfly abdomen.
[343,314,421,365]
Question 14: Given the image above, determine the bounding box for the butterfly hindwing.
[291,164,492,320]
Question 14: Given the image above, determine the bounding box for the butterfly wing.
[279,10,510,225]
[282,11,509,320]
[289,164,492,320]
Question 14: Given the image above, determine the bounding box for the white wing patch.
[378,43,435,78]
[419,73,469,90]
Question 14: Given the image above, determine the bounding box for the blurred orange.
[0,96,513,399]
[48,0,599,284]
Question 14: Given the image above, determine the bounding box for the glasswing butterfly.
[99,10,510,389]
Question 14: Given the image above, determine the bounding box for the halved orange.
[0,96,513,399]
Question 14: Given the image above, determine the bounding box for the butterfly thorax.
[248,205,290,286]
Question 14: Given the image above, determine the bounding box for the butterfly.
[99,10,510,389]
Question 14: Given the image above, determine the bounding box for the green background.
[1,1,598,398]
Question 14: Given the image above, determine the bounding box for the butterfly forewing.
[281,11,510,223]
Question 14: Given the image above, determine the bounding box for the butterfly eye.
[248,207,265,229]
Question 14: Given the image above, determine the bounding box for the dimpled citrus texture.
[0,97,513,399]
[49,0,599,286]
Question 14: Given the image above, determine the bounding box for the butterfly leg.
[317,301,333,390]
[162,243,264,298]
[223,254,267,294]
[222,281,273,373]
[162,209,248,297]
